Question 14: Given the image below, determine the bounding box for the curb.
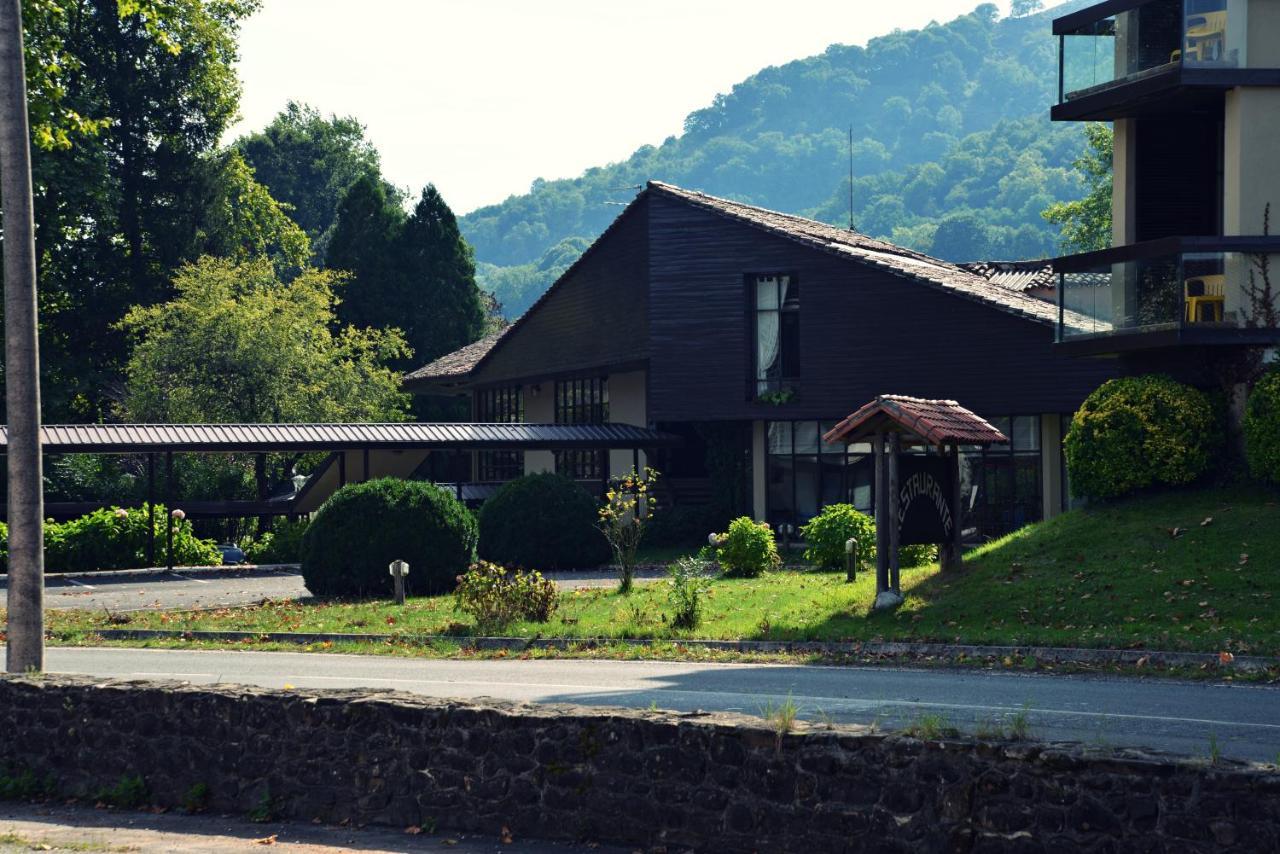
[80,628,1279,673]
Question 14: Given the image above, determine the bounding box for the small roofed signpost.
[823,396,1008,611]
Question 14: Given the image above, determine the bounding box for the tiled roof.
[403,332,506,383]
[648,182,1067,326]
[823,395,1010,447]
[3,422,681,453]
[960,260,1057,293]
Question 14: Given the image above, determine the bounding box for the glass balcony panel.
[1059,0,1247,104]
[1058,245,1280,341]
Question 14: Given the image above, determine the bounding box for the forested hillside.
[463,1,1092,317]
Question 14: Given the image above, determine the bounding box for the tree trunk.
[1,0,46,673]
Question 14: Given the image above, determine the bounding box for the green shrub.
[96,774,148,809]
[454,560,558,631]
[666,556,716,629]
[245,517,308,564]
[800,504,875,569]
[301,478,476,598]
[0,505,220,574]
[714,517,780,578]
[800,503,937,570]
[1064,375,1220,500]
[477,472,610,570]
[1245,371,1280,484]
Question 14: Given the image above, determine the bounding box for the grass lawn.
[37,485,1280,657]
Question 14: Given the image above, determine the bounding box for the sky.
[230,1,1015,215]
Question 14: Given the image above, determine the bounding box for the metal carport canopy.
[0,423,682,454]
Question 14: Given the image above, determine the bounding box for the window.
[475,385,524,482]
[754,274,800,398]
[765,420,871,529]
[957,415,1043,540]
[554,376,608,481]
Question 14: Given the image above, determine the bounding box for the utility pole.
[1,0,45,673]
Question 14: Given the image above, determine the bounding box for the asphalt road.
[0,566,664,613]
[41,646,1280,764]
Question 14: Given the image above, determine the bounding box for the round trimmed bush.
[1064,374,1220,500]
[800,504,875,570]
[477,472,611,570]
[714,517,780,578]
[301,478,476,598]
[1245,371,1280,484]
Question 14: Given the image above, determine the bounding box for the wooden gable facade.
[644,189,1117,422]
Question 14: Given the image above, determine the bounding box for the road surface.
[41,646,1280,763]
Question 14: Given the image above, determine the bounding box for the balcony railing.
[1056,0,1249,106]
[1054,236,1280,349]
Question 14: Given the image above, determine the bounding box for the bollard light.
[389,560,410,605]
[844,537,858,583]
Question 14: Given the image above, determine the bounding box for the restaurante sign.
[896,454,954,545]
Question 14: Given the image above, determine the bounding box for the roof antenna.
[847,124,855,232]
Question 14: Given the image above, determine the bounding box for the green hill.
[464,1,1094,318]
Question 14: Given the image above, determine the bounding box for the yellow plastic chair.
[1184,11,1227,64]
[1185,275,1225,323]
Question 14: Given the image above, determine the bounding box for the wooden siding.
[646,193,1119,422]
[475,200,649,385]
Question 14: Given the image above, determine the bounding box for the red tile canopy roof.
[823,395,1009,447]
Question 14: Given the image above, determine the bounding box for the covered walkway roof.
[0,422,681,454]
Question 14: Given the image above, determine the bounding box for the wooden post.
[945,441,964,573]
[873,431,889,596]
[887,431,901,594]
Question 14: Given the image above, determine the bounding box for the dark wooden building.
[407,182,1118,539]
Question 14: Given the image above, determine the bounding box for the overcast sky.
[230,1,1015,215]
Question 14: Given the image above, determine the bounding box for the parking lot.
[0,566,309,613]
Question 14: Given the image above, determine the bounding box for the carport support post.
[873,431,889,596]
[146,454,155,567]
[164,451,173,571]
[887,431,901,594]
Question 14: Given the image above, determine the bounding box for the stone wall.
[1,675,1277,852]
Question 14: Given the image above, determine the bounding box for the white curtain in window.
[757,311,780,384]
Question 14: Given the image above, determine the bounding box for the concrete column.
[1040,415,1064,521]
[751,421,767,522]
[1111,118,1137,248]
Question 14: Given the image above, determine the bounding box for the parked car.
[216,543,246,565]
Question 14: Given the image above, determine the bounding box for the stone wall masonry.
[1,675,1277,853]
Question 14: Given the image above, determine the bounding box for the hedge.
[0,504,220,574]
[477,473,611,570]
[1064,374,1220,500]
[301,478,476,598]
[1245,371,1280,484]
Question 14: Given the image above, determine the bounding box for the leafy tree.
[17,0,262,420]
[190,150,311,272]
[1042,122,1113,253]
[929,211,993,262]
[120,256,409,424]
[119,256,410,500]
[236,101,390,257]
[1011,0,1045,18]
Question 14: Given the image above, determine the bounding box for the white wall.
[607,370,648,478]
[523,382,555,475]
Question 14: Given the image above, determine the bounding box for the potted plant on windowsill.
[757,388,796,406]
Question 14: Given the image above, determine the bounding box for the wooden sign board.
[896,454,955,546]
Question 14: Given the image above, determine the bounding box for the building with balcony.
[1052,0,1280,355]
